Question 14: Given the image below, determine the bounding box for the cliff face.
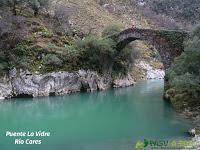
[0,76,12,99]
[0,69,136,99]
[0,65,166,99]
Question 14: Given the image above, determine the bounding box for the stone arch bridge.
[114,28,189,70]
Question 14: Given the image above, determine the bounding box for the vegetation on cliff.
[166,24,200,111]
[0,1,138,76]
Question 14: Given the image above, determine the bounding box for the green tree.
[102,25,123,37]
[77,34,116,72]
[166,24,200,107]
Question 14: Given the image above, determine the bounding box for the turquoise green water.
[0,80,193,150]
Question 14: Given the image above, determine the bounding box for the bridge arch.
[115,28,189,70]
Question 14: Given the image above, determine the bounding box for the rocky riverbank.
[189,125,200,149]
[136,61,165,79]
[0,60,166,100]
[195,127,200,147]
[165,90,200,148]
[0,68,135,99]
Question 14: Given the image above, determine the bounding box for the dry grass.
[65,0,151,34]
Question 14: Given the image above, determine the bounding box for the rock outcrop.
[0,76,12,99]
[136,61,165,79]
[0,68,134,99]
[113,74,135,88]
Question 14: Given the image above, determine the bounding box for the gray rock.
[79,70,98,91]
[0,75,12,99]
[10,69,84,97]
[188,128,196,137]
[97,74,112,90]
[188,128,200,149]
[0,68,134,99]
[136,61,165,79]
[192,135,200,149]
[113,74,135,88]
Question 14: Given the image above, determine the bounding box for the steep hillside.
[65,0,151,34]
[128,0,200,30]
[0,0,164,81]
[66,0,164,80]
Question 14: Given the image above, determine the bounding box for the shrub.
[77,34,116,72]
[42,54,63,66]
[0,0,27,15]
[192,23,200,38]
[113,45,139,75]
[167,24,200,108]
[0,54,9,72]
[13,40,32,56]
[102,25,123,37]
[0,62,8,71]
[32,26,53,38]
[77,28,139,74]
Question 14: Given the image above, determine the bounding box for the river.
[0,80,193,150]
